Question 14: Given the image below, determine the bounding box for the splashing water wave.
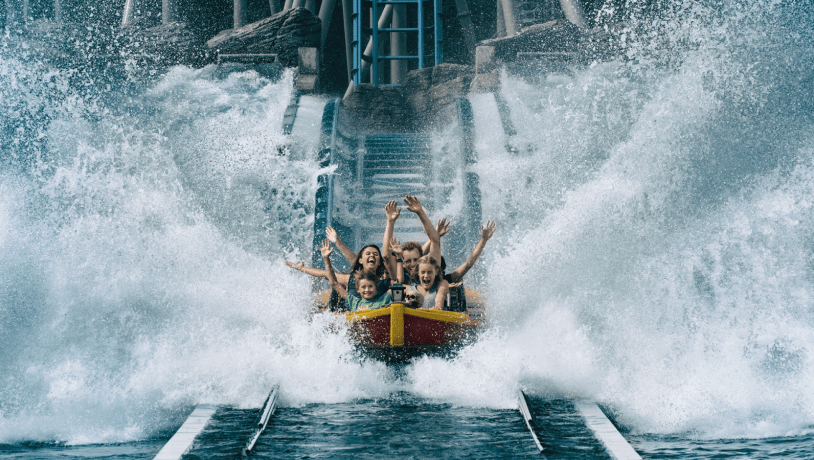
[1,0,814,445]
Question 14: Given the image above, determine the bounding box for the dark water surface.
[5,395,814,459]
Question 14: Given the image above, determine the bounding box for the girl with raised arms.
[319,239,391,311]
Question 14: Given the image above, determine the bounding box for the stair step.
[364,168,421,176]
[364,150,431,158]
[363,160,428,169]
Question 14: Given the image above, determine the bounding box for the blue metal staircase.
[352,0,443,86]
[357,133,433,247]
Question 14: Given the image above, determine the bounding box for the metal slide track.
[312,97,481,277]
[152,388,279,460]
[153,394,641,458]
[357,133,434,246]
[153,405,218,460]
[517,391,643,459]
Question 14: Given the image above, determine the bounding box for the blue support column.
[434,0,443,65]
[352,0,362,85]
[417,0,424,68]
[371,0,379,84]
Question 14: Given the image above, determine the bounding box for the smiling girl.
[413,255,449,310]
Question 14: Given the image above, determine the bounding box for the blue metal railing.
[352,0,443,86]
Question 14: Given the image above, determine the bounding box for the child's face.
[361,247,381,272]
[357,279,377,300]
[403,249,422,274]
[417,263,437,288]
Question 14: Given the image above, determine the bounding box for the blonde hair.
[411,255,441,284]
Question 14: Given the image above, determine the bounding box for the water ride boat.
[317,285,485,363]
[345,302,480,363]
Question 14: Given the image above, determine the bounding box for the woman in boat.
[320,239,391,311]
[285,201,397,297]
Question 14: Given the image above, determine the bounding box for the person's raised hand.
[390,238,403,256]
[285,261,304,270]
[325,226,339,244]
[437,218,451,237]
[481,220,497,240]
[385,200,401,221]
[404,195,424,214]
[319,239,333,259]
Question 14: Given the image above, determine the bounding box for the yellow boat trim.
[345,306,392,321]
[403,307,468,323]
[345,304,467,324]
[390,303,404,346]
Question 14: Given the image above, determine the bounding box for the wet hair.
[440,256,446,273]
[354,269,380,286]
[402,241,423,255]
[352,244,385,278]
[412,255,442,285]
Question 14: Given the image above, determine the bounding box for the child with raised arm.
[403,195,442,273]
[445,220,497,284]
[287,224,390,296]
[320,239,391,311]
[397,195,448,309]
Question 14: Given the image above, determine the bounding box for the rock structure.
[480,18,582,59]
[120,21,211,66]
[403,64,474,128]
[341,84,415,132]
[206,8,321,67]
[341,63,475,132]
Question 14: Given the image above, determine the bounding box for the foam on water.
[1,0,814,446]
[427,0,814,440]
[0,60,392,444]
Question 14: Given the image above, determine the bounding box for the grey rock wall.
[206,7,320,67]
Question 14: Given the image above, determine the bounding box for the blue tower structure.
[351,0,443,86]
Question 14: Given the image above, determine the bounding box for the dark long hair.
[352,244,386,279]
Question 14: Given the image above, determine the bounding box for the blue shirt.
[347,291,392,311]
[347,276,391,298]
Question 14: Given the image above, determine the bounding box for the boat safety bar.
[575,401,642,460]
[153,404,218,460]
[243,386,280,456]
[517,390,545,454]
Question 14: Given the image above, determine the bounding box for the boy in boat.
[390,218,450,285]
[319,239,391,311]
